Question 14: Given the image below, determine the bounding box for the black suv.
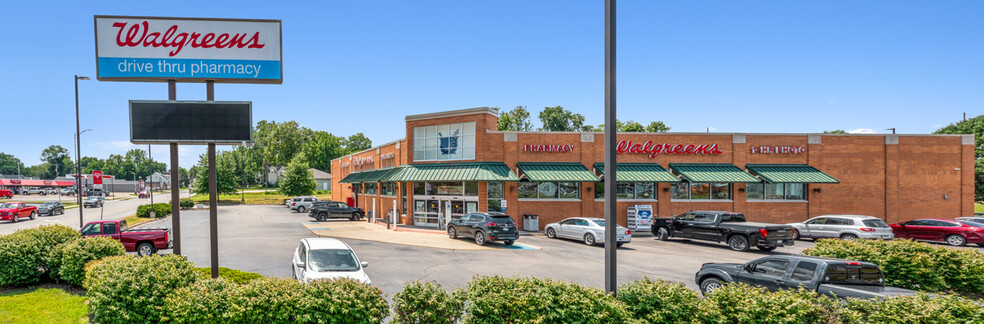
[308,201,365,221]
[447,212,519,246]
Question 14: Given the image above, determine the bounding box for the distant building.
[310,168,332,191]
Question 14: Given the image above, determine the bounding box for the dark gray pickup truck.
[652,211,795,252]
[695,255,918,299]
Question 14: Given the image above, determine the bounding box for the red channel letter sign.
[93,170,103,185]
[616,140,723,158]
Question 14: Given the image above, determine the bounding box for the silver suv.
[787,215,894,241]
[289,196,319,213]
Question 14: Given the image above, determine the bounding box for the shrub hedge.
[136,203,173,218]
[179,199,194,209]
[463,276,630,324]
[836,293,984,324]
[84,254,199,323]
[618,278,701,324]
[700,283,838,324]
[0,225,79,286]
[55,236,126,286]
[802,238,984,296]
[193,267,264,284]
[392,280,464,324]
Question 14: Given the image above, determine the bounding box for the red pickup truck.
[80,220,172,256]
[0,202,37,222]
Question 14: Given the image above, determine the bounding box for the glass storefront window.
[635,182,655,200]
[415,200,426,212]
[746,183,764,199]
[412,122,477,161]
[518,181,537,199]
[786,183,805,200]
[615,182,634,199]
[594,182,605,199]
[765,183,784,200]
[746,182,807,201]
[432,182,463,195]
[487,182,503,199]
[465,182,478,196]
[488,199,503,213]
[365,183,377,195]
[559,182,579,199]
[710,183,730,200]
[353,184,362,194]
[671,182,689,199]
[381,183,396,196]
[538,182,558,198]
[426,200,439,213]
[689,183,710,199]
[672,182,731,200]
[413,182,425,195]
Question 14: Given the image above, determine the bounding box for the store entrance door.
[413,196,478,228]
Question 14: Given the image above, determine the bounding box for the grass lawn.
[122,214,158,227]
[977,203,984,213]
[189,191,332,205]
[0,288,87,323]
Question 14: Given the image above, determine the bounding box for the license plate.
[777,240,783,244]
[882,235,892,239]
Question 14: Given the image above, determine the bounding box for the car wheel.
[840,233,859,241]
[504,240,515,246]
[354,212,363,220]
[137,243,156,256]
[700,277,724,295]
[656,227,670,241]
[946,234,967,246]
[727,235,750,252]
[758,246,777,252]
[12,215,18,223]
[49,210,54,216]
[448,226,458,239]
[318,213,328,222]
[474,231,487,246]
[546,228,557,239]
[583,233,596,246]
[791,229,801,240]
[297,206,306,213]
[29,212,36,220]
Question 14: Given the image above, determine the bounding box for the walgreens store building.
[331,107,974,231]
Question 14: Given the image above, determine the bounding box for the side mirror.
[361,261,369,268]
[294,261,306,269]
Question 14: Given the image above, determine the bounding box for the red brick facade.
[332,108,975,230]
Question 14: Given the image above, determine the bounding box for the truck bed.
[818,283,919,299]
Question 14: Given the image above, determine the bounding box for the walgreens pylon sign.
[94,16,282,83]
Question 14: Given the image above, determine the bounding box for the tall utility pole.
[74,75,90,228]
[603,0,618,295]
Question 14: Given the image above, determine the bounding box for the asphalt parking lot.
[144,205,818,295]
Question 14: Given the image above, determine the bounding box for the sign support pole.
[207,81,219,279]
[604,0,618,295]
[169,79,181,256]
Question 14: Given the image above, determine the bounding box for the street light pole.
[74,75,89,228]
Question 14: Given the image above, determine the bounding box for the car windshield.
[959,221,984,228]
[307,249,360,272]
[861,219,889,228]
[490,216,514,224]
[86,197,97,201]
[43,202,56,206]
[0,203,15,208]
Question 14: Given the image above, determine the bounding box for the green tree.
[190,153,239,196]
[40,145,74,179]
[304,131,346,172]
[0,152,23,175]
[645,121,671,133]
[497,106,535,131]
[619,120,646,132]
[344,133,373,154]
[823,130,848,134]
[935,115,984,200]
[538,106,590,131]
[262,121,313,167]
[277,153,317,196]
[80,156,105,174]
[178,167,190,188]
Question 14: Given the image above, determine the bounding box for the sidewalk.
[302,220,540,250]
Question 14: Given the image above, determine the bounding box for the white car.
[787,215,894,241]
[544,217,631,246]
[292,237,371,284]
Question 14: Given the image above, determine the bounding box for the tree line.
[0,146,166,182]
[495,106,671,133]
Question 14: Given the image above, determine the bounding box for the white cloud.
[847,128,876,134]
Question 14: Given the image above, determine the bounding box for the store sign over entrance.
[94,16,283,83]
[750,146,806,154]
[524,144,575,153]
[616,140,723,158]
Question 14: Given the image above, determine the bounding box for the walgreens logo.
[112,20,266,57]
[617,140,723,158]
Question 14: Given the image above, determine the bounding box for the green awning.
[386,162,519,182]
[593,163,680,182]
[360,167,401,183]
[339,171,369,183]
[517,162,599,182]
[669,163,759,183]
[745,164,840,183]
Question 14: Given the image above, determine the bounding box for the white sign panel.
[94,15,282,83]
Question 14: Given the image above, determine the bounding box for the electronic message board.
[129,100,252,144]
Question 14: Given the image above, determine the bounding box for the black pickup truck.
[651,211,795,252]
[695,255,918,299]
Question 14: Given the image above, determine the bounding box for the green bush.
[193,267,264,284]
[618,278,701,324]
[163,278,239,323]
[136,203,173,218]
[803,239,984,296]
[84,254,199,323]
[463,276,630,324]
[0,225,79,286]
[699,283,837,324]
[55,236,126,286]
[294,278,389,323]
[392,280,464,324]
[836,293,984,324]
[179,199,194,209]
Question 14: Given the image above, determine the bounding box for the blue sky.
[2,1,982,169]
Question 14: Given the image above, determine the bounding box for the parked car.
[652,211,795,252]
[83,196,105,208]
[308,201,365,221]
[891,219,984,246]
[787,215,894,241]
[447,212,519,246]
[956,216,984,224]
[138,190,149,199]
[695,255,918,299]
[289,196,319,213]
[544,217,631,247]
[87,188,106,197]
[25,188,47,195]
[0,202,37,222]
[37,201,65,216]
[292,237,371,284]
[0,189,12,199]
[80,220,172,256]
[59,188,75,196]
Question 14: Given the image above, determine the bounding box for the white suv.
[289,196,319,213]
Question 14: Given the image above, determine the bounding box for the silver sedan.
[544,217,631,246]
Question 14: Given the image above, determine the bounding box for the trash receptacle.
[523,214,539,232]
